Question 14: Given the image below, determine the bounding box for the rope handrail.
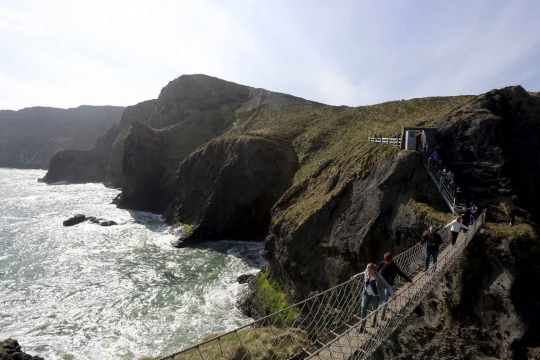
[308,211,485,359]
[156,210,487,360]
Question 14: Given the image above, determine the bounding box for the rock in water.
[63,214,86,226]
[63,215,117,227]
[0,339,44,360]
[237,274,254,284]
[110,193,122,205]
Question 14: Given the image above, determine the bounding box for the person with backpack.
[351,263,396,331]
[445,216,469,245]
[418,226,443,271]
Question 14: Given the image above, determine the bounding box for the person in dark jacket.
[378,252,412,286]
[418,226,443,271]
[378,252,412,318]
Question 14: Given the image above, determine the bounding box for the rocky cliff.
[0,105,123,169]
[371,87,540,359]
[119,75,253,210]
[136,79,538,357]
[29,75,539,357]
[41,100,156,185]
[166,135,298,245]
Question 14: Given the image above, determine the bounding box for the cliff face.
[119,75,252,210]
[41,100,156,185]
[435,86,540,220]
[266,151,445,297]
[0,105,123,169]
[372,86,539,359]
[165,135,298,246]
[105,100,157,188]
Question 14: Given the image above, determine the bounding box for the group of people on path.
[428,150,482,226]
[429,150,461,198]
[349,214,472,331]
[420,217,469,272]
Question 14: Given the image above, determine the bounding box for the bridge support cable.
[157,211,486,360]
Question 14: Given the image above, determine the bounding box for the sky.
[1,0,540,110]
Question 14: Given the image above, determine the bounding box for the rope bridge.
[158,211,486,360]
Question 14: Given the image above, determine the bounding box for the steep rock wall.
[435,86,540,220]
[267,151,444,298]
[119,75,253,210]
[41,100,156,185]
[165,135,298,246]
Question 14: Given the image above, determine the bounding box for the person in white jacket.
[351,263,397,331]
[445,216,469,245]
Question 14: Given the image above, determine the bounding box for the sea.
[0,168,265,359]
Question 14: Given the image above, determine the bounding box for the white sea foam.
[0,168,264,360]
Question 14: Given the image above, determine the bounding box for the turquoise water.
[0,168,264,359]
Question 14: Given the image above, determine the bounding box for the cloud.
[0,0,539,110]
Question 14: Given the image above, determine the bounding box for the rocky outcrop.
[0,339,44,360]
[435,86,540,219]
[0,105,123,169]
[266,151,444,298]
[119,75,252,211]
[41,148,107,183]
[42,100,156,185]
[105,100,157,188]
[63,214,118,226]
[368,86,540,360]
[63,214,87,226]
[165,135,298,246]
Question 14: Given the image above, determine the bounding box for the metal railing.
[367,136,401,147]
